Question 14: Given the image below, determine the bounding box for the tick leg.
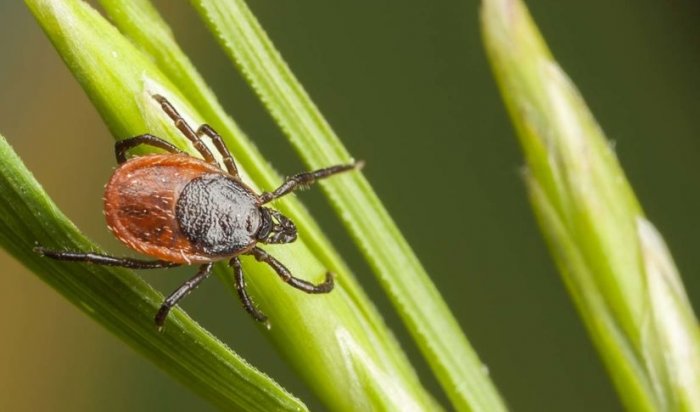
[155,262,214,329]
[249,247,334,294]
[151,94,218,166]
[230,257,268,323]
[259,161,364,204]
[115,134,184,164]
[197,124,239,177]
[34,247,180,269]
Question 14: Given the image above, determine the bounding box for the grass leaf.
[481,0,700,409]
[190,1,508,410]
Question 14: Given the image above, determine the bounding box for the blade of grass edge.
[190,1,508,411]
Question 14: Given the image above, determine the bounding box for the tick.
[35,94,361,329]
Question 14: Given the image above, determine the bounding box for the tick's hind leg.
[249,247,334,293]
[230,257,268,323]
[197,124,239,176]
[34,247,180,269]
[115,134,184,164]
[155,262,214,329]
[259,161,364,204]
[151,94,218,166]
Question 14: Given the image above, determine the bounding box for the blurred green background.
[1,1,698,411]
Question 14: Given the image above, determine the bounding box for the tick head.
[256,207,297,244]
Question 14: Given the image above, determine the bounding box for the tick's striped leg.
[151,94,218,166]
[34,247,180,269]
[115,134,184,164]
[259,161,364,204]
[230,257,268,323]
[197,124,239,177]
[155,262,214,329]
[249,247,334,294]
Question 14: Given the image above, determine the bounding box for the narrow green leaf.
[26,0,439,410]
[190,1,508,411]
[0,129,305,411]
[482,0,700,409]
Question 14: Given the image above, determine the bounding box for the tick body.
[36,95,361,328]
[105,154,261,263]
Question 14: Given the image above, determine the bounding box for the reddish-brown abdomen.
[104,154,225,264]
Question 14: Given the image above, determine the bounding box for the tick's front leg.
[249,247,334,294]
[259,161,364,204]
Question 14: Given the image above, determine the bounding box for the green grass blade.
[0,129,306,411]
[189,1,507,411]
[481,0,700,409]
[25,0,439,410]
